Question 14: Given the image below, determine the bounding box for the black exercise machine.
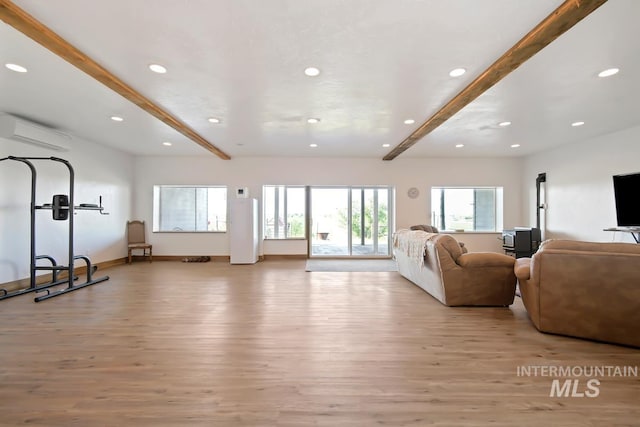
[0,156,109,302]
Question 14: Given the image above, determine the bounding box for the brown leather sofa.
[515,239,640,347]
[393,229,516,306]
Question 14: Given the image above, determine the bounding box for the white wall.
[134,156,524,255]
[2,115,635,285]
[0,135,133,284]
[523,124,640,243]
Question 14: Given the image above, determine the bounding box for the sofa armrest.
[514,258,531,280]
[457,252,515,268]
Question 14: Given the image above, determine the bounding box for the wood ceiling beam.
[0,0,231,160]
[383,0,608,161]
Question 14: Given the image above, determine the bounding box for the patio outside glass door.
[310,186,391,257]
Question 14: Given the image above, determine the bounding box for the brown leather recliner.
[515,239,640,347]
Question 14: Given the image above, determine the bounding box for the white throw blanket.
[393,229,432,269]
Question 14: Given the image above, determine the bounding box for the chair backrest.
[127,220,147,244]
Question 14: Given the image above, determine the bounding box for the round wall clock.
[407,187,420,199]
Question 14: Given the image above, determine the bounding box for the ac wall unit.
[0,114,72,151]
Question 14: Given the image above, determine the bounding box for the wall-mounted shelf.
[604,227,640,244]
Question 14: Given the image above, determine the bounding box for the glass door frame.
[307,185,394,258]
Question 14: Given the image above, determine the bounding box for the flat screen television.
[613,172,640,227]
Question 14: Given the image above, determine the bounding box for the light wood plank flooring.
[1,260,638,426]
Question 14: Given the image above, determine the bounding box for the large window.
[431,187,503,232]
[263,185,306,239]
[153,185,227,232]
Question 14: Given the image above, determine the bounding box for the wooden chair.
[127,220,152,264]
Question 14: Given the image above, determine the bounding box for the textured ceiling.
[1,0,638,159]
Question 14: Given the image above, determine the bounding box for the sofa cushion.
[458,252,515,268]
[410,224,439,233]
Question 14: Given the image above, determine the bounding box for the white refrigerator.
[229,198,259,264]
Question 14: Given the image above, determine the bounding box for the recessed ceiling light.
[110,116,124,122]
[149,64,167,74]
[571,121,585,127]
[498,121,512,127]
[307,118,320,124]
[598,68,619,78]
[511,144,521,148]
[309,143,318,148]
[162,141,172,146]
[304,67,320,77]
[5,63,27,73]
[449,68,466,77]
[208,117,220,124]
[404,119,415,125]
[382,144,390,148]
[455,144,464,148]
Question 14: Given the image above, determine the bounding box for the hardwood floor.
[1,260,638,426]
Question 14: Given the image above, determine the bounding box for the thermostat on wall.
[236,187,249,198]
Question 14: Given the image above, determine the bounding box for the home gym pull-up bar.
[0,156,109,302]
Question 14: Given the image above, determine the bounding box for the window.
[263,185,306,239]
[153,185,227,232]
[431,187,503,232]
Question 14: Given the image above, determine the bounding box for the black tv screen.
[613,172,640,227]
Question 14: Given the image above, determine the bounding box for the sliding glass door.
[351,187,389,256]
[310,186,392,257]
[309,188,350,256]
